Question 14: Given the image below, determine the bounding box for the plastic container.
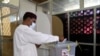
[48,41,77,56]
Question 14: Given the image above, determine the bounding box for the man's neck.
[22,22,29,27]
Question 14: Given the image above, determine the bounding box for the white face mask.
[30,22,36,30]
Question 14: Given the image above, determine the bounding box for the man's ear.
[27,18,31,22]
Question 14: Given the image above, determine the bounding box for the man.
[14,12,64,56]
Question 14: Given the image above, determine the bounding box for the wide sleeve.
[22,28,59,44]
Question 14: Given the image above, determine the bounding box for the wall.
[0,1,18,56]
[36,7,52,34]
[9,0,19,6]
[52,16,63,36]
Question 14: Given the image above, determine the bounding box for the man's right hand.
[59,36,64,42]
[35,44,41,48]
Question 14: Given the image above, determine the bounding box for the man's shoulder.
[16,24,31,31]
[15,25,25,31]
[16,25,22,29]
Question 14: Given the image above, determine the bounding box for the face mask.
[30,22,36,30]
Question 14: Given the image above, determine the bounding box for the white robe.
[13,24,59,56]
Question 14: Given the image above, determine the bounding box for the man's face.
[27,18,36,26]
[30,18,36,25]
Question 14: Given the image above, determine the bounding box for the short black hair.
[23,12,37,21]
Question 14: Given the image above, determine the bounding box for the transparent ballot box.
[48,41,77,56]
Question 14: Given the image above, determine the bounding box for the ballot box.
[48,41,77,56]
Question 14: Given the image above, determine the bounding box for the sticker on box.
[62,49,69,56]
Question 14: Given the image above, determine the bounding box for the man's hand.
[59,36,64,42]
[35,44,41,48]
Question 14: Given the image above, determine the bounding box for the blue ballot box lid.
[56,41,77,47]
[47,41,77,48]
